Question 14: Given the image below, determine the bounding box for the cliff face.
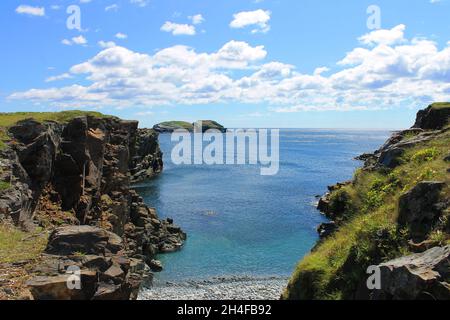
[283,103,450,300]
[0,115,184,300]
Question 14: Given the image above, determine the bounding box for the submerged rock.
[148,259,163,272]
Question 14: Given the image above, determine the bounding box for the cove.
[134,129,391,287]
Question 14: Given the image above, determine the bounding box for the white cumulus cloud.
[161,22,196,36]
[358,24,406,46]
[8,25,450,112]
[230,9,271,33]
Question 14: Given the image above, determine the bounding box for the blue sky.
[1,0,450,129]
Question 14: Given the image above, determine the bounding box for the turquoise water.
[133,129,391,283]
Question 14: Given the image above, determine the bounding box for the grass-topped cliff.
[0,111,184,300]
[283,103,450,300]
[0,111,110,151]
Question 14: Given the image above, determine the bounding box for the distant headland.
[153,120,226,133]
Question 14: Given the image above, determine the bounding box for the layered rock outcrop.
[371,245,450,300]
[357,103,449,170]
[0,115,185,300]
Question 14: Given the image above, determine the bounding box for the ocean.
[134,129,391,295]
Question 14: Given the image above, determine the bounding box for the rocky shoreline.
[138,276,289,300]
[0,115,185,299]
[283,103,450,300]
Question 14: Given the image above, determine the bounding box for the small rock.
[398,181,445,241]
[148,259,163,272]
[317,222,337,239]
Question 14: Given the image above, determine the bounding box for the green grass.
[0,180,10,191]
[0,128,8,150]
[0,224,48,264]
[283,129,450,300]
[0,110,109,128]
[411,147,439,163]
[430,102,450,110]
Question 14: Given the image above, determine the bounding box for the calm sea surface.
[133,129,391,284]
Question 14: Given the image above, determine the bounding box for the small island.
[153,120,226,133]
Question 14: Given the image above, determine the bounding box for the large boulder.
[27,270,97,300]
[371,245,450,300]
[8,119,48,144]
[46,225,123,256]
[27,226,141,300]
[398,181,446,241]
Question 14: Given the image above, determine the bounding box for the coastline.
[283,104,450,300]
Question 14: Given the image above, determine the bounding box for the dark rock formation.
[413,104,450,130]
[148,259,163,272]
[371,245,450,300]
[398,181,446,241]
[0,149,34,230]
[45,225,123,256]
[356,105,449,169]
[317,222,337,239]
[130,129,163,183]
[316,182,352,221]
[0,115,185,300]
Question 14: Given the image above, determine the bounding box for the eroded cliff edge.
[283,103,450,300]
[0,113,185,300]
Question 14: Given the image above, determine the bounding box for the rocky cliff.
[283,103,450,300]
[0,114,185,300]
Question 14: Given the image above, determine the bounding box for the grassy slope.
[283,111,450,300]
[0,224,48,264]
[0,224,48,299]
[430,102,450,110]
